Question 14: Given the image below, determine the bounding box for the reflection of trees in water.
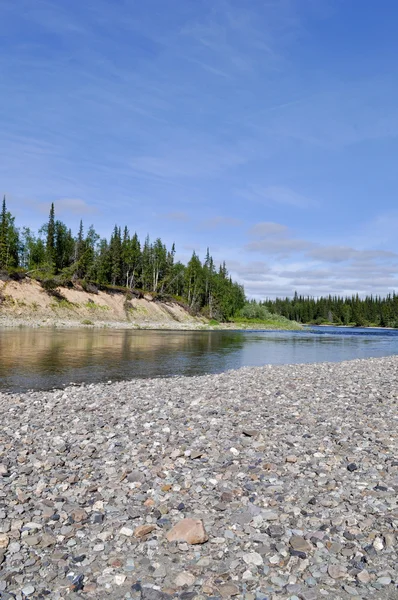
[0,329,248,386]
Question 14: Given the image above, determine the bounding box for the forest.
[0,197,245,321]
[262,293,398,328]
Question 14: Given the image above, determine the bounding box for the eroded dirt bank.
[0,279,207,329]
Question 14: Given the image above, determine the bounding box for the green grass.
[81,319,94,325]
[231,316,302,330]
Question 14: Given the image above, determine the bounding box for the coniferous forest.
[0,197,245,321]
[262,293,398,328]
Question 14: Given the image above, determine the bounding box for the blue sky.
[1,0,398,298]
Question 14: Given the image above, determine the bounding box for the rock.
[242,552,264,566]
[175,571,196,587]
[376,576,391,585]
[0,534,9,549]
[289,536,312,553]
[218,583,240,597]
[166,519,208,544]
[242,429,259,437]
[327,564,347,579]
[357,570,371,584]
[140,588,172,600]
[134,524,156,538]
[120,526,135,536]
[347,463,358,472]
[286,455,298,463]
[21,585,35,596]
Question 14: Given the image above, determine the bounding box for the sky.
[1,0,398,299]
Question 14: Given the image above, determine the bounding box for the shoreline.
[1,356,398,598]
[0,315,301,331]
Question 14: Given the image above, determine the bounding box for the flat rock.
[166,519,208,544]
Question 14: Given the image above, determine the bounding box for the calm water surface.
[1,326,398,392]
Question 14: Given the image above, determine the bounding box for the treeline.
[0,197,245,320]
[262,293,398,327]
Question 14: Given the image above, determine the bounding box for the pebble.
[0,356,398,598]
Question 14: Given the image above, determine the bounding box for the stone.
[166,519,208,544]
[21,585,35,596]
[290,536,312,553]
[327,564,347,579]
[286,455,298,463]
[0,534,9,549]
[175,572,196,587]
[376,576,391,585]
[134,524,156,538]
[218,583,240,597]
[243,552,264,566]
[357,570,371,584]
[120,526,135,537]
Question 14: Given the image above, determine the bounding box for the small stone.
[373,537,384,551]
[0,534,9,549]
[357,570,371,584]
[376,576,391,586]
[243,552,263,566]
[343,584,358,596]
[242,429,259,437]
[347,463,358,472]
[299,590,318,600]
[134,524,156,538]
[166,519,208,544]
[328,564,347,579]
[175,571,196,587]
[290,536,312,553]
[120,526,135,537]
[286,455,298,463]
[115,574,127,585]
[141,588,172,600]
[218,583,240,597]
[21,585,35,596]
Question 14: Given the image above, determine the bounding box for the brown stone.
[0,534,9,549]
[134,524,156,538]
[161,484,172,492]
[166,518,208,545]
[289,535,312,552]
[71,508,88,522]
[218,583,240,597]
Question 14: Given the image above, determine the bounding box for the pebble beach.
[1,356,398,600]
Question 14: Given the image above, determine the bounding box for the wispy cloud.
[37,198,98,216]
[161,211,190,222]
[199,216,242,230]
[239,185,317,208]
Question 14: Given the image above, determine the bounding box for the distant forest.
[0,197,245,321]
[263,293,398,328]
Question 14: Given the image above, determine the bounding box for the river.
[1,326,398,392]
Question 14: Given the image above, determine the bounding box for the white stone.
[242,552,263,566]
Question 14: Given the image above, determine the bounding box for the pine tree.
[0,196,7,268]
[46,203,56,267]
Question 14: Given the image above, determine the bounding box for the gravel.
[1,356,398,599]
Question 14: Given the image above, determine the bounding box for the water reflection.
[1,326,398,392]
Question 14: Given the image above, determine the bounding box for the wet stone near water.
[1,356,398,598]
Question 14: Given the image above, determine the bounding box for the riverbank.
[1,357,398,599]
[0,278,301,330]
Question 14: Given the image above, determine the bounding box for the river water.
[1,326,398,392]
